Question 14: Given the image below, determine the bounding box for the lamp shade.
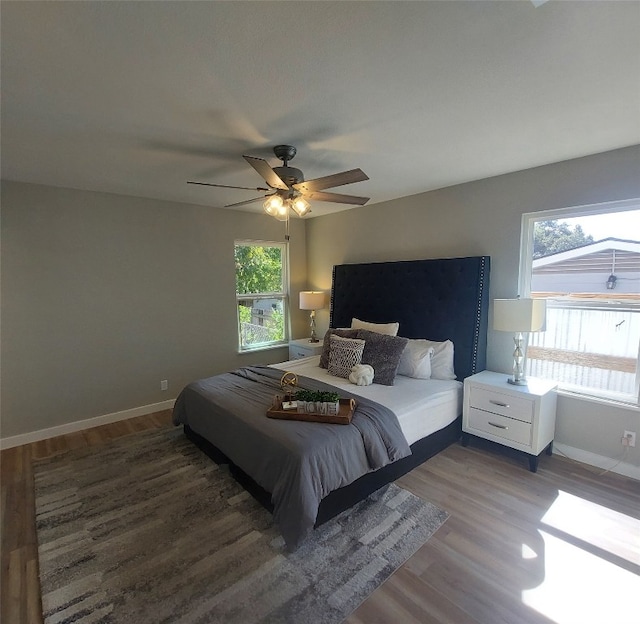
[299,291,325,311]
[493,298,546,332]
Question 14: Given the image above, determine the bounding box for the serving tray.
[266,397,356,425]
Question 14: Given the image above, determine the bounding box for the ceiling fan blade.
[188,181,270,191]
[224,195,270,208]
[243,155,289,190]
[294,168,369,193]
[304,190,370,206]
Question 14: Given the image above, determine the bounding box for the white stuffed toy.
[349,364,374,386]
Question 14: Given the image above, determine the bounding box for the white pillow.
[424,339,457,380]
[328,334,366,379]
[397,340,434,379]
[403,339,456,379]
[351,317,399,336]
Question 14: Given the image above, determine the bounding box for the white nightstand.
[289,338,323,360]
[462,370,558,472]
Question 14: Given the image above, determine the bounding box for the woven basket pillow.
[328,334,366,379]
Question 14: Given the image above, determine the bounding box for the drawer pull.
[490,400,510,408]
[488,421,508,430]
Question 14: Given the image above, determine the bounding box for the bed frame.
[185,255,490,527]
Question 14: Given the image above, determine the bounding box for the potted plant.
[294,389,341,415]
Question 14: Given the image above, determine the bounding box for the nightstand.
[289,338,323,360]
[462,370,558,472]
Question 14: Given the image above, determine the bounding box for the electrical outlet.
[622,431,636,447]
[160,379,168,391]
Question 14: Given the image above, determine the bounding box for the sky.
[561,209,640,242]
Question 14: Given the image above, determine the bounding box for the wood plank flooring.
[2,412,638,624]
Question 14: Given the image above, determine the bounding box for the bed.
[173,255,490,548]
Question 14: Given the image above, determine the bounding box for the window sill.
[237,342,289,355]
[557,388,640,412]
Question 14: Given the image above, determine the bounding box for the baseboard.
[0,399,176,450]
[553,443,640,480]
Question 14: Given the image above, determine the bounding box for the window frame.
[518,198,640,407]
[234,239,289,353]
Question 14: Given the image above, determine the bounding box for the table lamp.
[493,298,546,385]
[299,291,326,343]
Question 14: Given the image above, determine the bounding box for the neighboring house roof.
[533,238,640,274]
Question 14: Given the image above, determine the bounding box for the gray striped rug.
[34,427,448,624]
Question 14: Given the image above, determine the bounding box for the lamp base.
[509,332,527,386]
[507,377,528,386]
[308,310,319,343]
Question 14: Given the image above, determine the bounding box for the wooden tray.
[267,397,356,425]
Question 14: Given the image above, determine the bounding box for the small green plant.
[295,389,340,403]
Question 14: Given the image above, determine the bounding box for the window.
[519,200,640,405]
[234,240,288,351]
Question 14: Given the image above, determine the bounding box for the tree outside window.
[533,220,593,259]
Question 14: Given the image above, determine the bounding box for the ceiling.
[2,1,639,218]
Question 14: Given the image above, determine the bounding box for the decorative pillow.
[351,318,400,336]
[419,339,456,380]
[358,329,409,386]
[397,340,434,379]
[319,328,360,368]
[349,363,374,386]
[328,335,366,379]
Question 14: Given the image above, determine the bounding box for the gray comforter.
[172,366,411,548]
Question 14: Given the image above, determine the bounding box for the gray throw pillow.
[358,329,409,385]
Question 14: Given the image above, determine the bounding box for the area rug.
[34,427,448,624]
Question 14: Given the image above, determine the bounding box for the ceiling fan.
[188,144,370,220]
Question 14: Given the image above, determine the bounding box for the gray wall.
[3,147,639,470]
[307,145,640,468]
[1,181,308,438]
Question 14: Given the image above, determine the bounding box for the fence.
[240,321,278,348]
[527,303,639,397]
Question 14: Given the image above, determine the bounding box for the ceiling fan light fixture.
[263,194,284,217]
[291,197,311,217]
[275,203,289,221]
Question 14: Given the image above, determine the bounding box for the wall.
[306,145,640,473]
[3,148,639,473]
[1,181,308,439]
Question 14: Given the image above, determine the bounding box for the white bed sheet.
[272,355,462,446]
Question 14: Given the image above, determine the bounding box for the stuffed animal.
[349,364,374,386]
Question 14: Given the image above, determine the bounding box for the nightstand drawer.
[468,407,532,446]
[468,387,534,423]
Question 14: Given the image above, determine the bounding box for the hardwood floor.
[0,411,173,624]
[2,413,638,624]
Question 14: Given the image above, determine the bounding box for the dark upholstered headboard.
[329,256,490,380]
